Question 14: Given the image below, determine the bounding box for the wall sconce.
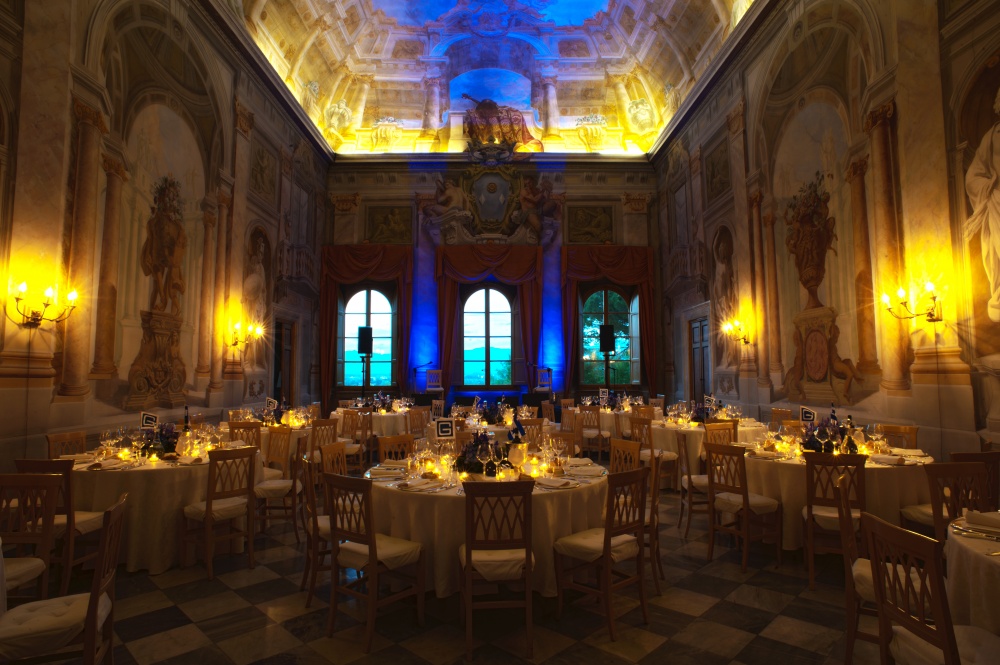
[230,321,264,352]
[722,319,750,345]
[881,282,942,323]
[6,281,78,329]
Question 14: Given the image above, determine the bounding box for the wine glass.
[475,442,491,469]
[816,425,831,452]
[508,443,525,474]
[867,423,885,453]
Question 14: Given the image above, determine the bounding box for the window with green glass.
[340,289,393,387]
[581,289,632,385]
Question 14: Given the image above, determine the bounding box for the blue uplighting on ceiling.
[450,69,532,111]
[372,0,608,28]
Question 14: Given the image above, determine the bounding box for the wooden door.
[689,317,710,401]
[272,320,295,405]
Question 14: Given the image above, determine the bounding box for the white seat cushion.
[682,474,709,492]
[890,624,1000,665]
[458,544,534,582]
[52,511,105,538]
[316,515,331,540]
[254,479,301,499]
[261,466,284,482]
[640,449,678,463]
[553,527,639,563]
[4,558,46,590]
[803,504,860,532]
[852,557,926,608]
[581,428,601,439]
[0,592,111,660]
[337,533,421,571]
[345,442,363,456]
[900,503,943,526]
[714,491,780,515]
[183,496,248,521]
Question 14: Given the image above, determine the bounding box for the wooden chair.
[46,431,88,459]
[706,418,739,439]
[705,442,782,572]
[614,411,632,440]
[460,480,535,660]
[549,431,576,458]
[802,453,867,589]
[835,476,880,665]
[300,459,333,608]
[771,408,792,426]
[676,435,709,538]
[554,467,650,641]
[925,462,988,542]
[633,405,655,420]
[331,412,367,473]
[610,438,641,473]
[325,473,425,652]
[338,399,356,409]
[407,407,431,444]
[541,401,556,423]
[703,421,736,447]
[632,416,677,490]
[643,450,666,596]
[648,397,664,410]
[519,417,544,448]
[321,441,348,476]
[0,493,127,665]
[179,446,256,579]
[950,451,1000,510]
[0,473,60,601]
[426,369,444,395]
[228,421,263,449]
[577,405,610,460]
[14,459,105,596]
[378,433,415,463]
[431,399,445,419]
[255,428,302,542]
[263,425,292,482]
[861,512,1000,665]
[882,424,919,449]
[780,420,807,437]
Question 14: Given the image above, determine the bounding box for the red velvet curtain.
[562,246,657,395]
[436,245,542,389]
[319,245,413,414]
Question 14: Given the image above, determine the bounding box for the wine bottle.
[183,405,191,432]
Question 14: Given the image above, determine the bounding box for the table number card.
[266,397,278,409]
[140,411,158,428]
[799,406,817,422]
[436,419,454,439]
[704,395,716,406]
[598,388,609,399]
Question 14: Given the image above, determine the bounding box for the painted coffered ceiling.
[242,0,755,155]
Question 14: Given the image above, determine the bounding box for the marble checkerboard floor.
[48,490,878,665]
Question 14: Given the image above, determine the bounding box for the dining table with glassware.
[945,515,1000,635]
[649,418,768,483]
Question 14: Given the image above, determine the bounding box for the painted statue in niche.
[712,226,739,369]
[567,206,613,244]
[619,5,637,35]
[704,140,731,204]
[368,205,413,244]
[785,171,837,309]
[249,141,276,203]
[628,98,656,134]
[242,230,271,370]
[140,175,187,316]
[965,86,1000,322]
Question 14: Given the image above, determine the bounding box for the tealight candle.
[149,453,159,463]
[459,471,469,481]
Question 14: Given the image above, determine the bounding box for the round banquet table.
[945,522,1000,635]
[72,449,265,574]
[650,420,768,483]
[564,408,663,439]
[328,410,409,437]
[371,478,607,598]
[743,455,933,550]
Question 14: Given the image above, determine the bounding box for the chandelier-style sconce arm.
[881,283,943,323]
[6,281,78,329]
[229,321,264,351]
[722,319,750,345]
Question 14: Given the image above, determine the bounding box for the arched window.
[581,288,634,386]
[341,289,393,387]
[462,287,512,386]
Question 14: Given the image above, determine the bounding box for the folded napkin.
[60,453,93,462]
[750,450,780,459]
[536,477,575,489]
[564,458,594,467]
[178,456,203,465]
[870,454,906,466]
[891,447,927,457]
[568,465,605,476]
[397,478,440,491]
[965,511,1000,532]
[87,459,124,470]
[370,467,404,478]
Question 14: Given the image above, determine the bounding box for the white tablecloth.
[945,525,1000,635]
[565,408,663,438]
[650,421,768,483]
[371,479,606,598]
[743,456,933,549]
[72,449,264,574]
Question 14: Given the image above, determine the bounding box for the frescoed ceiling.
[242,0,755,155]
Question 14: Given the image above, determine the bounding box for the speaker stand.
[361,353,369,400]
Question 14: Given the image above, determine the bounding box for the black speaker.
[358,326,373,355]
[599,324,615,353]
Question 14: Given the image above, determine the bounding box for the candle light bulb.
[897,287,906,299]
[925,281,935,293]
[17,282,26,294]
[66,290,77,302]
[44,286,54,299]
[881,293,890,305]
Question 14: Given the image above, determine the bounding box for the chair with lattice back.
[676,433,709,538]
[861,512,1000,665]
[803,453,866,589]
[300,458,332,608]
[179,446,256,579]
[426,369,444,395]
[0,473,60,601]
[577,405,610,460]
[541,401,556,424]
[519,418,544,448]
[926,462,988,542]
[229,421,262,449]
[378,434,415,463]
[321,441,348,476]
[835,476,880,665]
[46,431,88,459]
[950,451,1000,511]
[705,442,782,572]
[461,480,535,660]
[883,424,919,449]
[644,450,666,596]
[610,438,641,473]
[255,426,302,542]
[648,397,664,410]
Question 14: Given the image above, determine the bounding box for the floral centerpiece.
[142,422,180,454]
[802,418,838,453]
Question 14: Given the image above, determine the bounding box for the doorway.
[272,320,295,405]
[689,317,710,401]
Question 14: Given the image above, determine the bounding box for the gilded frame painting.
[704,140,732,206]
[367,205,414,244]
[566,205,614,244]
[249,139,277,205]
